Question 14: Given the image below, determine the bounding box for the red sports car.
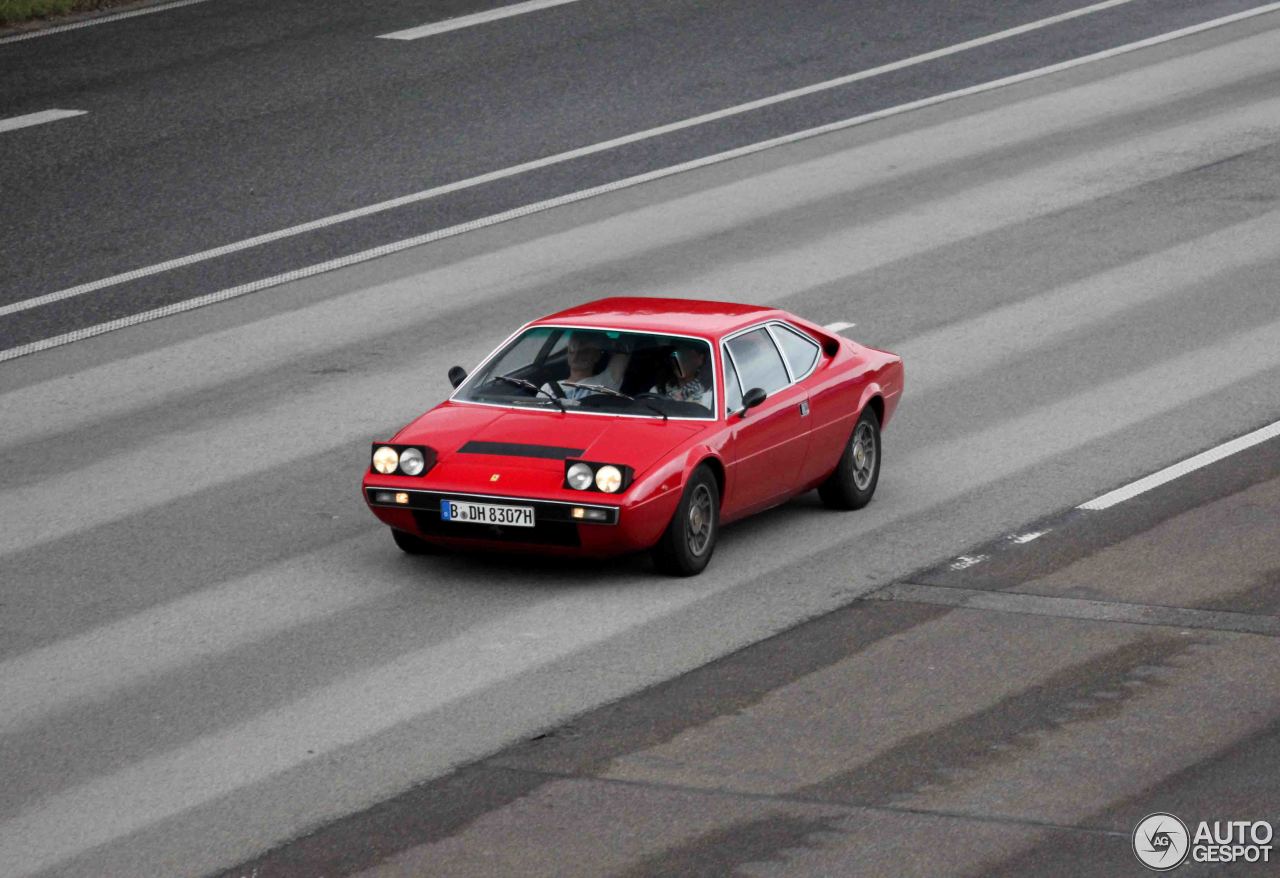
[363,297,903,575]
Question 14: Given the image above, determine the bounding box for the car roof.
[530,297,788,338]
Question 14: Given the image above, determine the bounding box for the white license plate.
[441,499,535,527]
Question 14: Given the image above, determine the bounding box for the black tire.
[391,528,435,555]
[818,406,881,510]
[653,465,719,576]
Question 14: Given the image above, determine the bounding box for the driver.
[652,341,710,407]
[543,330,631,400]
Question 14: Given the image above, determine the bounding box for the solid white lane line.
[4,3,1279,363]
[0,0,1151,323]
[378,0,586,40]
[0,109,85,133]
[824,321,856,333]
[0,0,212,45]
[1078,418,1280,510]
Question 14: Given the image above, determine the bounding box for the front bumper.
[363,485,676,557]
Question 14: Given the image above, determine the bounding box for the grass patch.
[0,0,141,27]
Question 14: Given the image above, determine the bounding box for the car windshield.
[456,326,716,419]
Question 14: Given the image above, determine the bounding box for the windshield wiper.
[493,374,565,412]
[560,380,628,398]
[561,382,667,421]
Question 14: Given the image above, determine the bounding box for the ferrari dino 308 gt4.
[363,297,903,575]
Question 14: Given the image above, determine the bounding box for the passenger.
[544,331,631,400]
[653,341,711,408]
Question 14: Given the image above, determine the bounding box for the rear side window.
[725,328,790,396]
[772,324,820,378]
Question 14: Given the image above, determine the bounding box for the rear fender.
[857,357,904,429]
[856,382,886,429]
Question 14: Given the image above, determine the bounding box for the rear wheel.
[818,406,881,510]
[391,528,435,555]
[653,465,719,576]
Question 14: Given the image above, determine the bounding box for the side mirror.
[740,387,767,415]
[447,366,468,388]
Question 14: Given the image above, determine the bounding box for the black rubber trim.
[459,441,586,460]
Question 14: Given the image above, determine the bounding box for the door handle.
[799,400,810,417]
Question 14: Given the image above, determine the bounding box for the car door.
[722,326,811,515]
[769,322,841,487]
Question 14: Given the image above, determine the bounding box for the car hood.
[393,402,709,477]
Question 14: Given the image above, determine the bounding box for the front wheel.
[653,465,719,576]
[818,407,881,510]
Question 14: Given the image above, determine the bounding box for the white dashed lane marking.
[1078,418,1280,510]
[0,109,85,133]
[378,0,587,40]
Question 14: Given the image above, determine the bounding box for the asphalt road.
[2,1,1280,876]
[0,0,1269,349]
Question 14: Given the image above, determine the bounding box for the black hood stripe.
[458,441,586,460]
